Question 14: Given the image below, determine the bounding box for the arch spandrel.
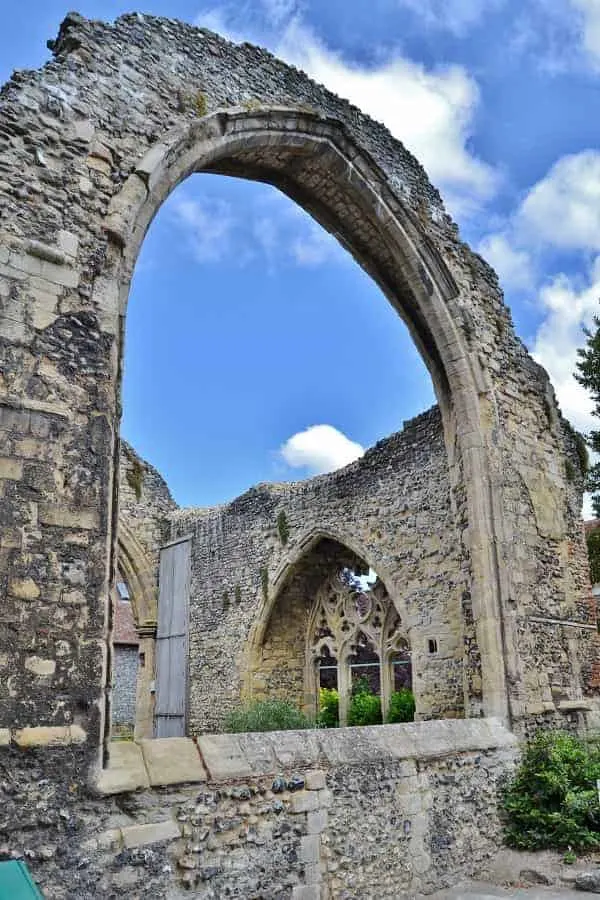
[0,11,595,749]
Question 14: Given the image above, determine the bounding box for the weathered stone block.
[305,770,327,791]
[9,577,40,600]
[13,725,86,747]
[299,834,320,864]
[292,883,321,899]
[140,737,207,786]
[38,505,99,530]
[304,864,323,885]
[290,791,319,814]
[95,741,149,794]
[306,810,327,834]
[24,656,56,676]
[317,789,333,809]
[197,733,253,781]
[0,457,23,480]
[121,819,180,848]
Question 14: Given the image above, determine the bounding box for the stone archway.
[113,517,157,740]
[104,107,507,724]
[0,12,597,771]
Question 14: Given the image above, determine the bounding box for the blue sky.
[3,1,600,509]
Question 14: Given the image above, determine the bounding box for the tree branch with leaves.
[575,315,600,517]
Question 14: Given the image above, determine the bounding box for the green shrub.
[502,730,600,850]
[317,687,339,728]
[347,677,382,726]
[224,699,311,733]
[387,689,416,723]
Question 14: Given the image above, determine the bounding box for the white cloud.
[395,0,505,36]
[261,0,299,26]
[172,195,236,262]
[280,425,364,474]
[508,1,581,75]
[278,21,496,216]
[478,150,600,276]
[532,259,600,433]
[476,151,600,434]
[291,224,336,267]
[194,7,240,38]
[509,0,600,75]
[170,184,342,269]
[571,0,600,69]
[518,151,600,252]
[477,232,534,290]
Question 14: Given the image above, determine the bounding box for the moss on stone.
[126,457,144,501]
[195,91,207,116]
[276,510,289,545]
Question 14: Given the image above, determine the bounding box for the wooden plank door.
[154,537,191,738]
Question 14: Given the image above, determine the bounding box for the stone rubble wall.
[0,719,517,899]
[111,645,138,729]
[171,406,470,733]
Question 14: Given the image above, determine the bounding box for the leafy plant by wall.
[317,687,339,728]
[502,730,600,850]
[386,689,416,723]
[224,699,311,733]
[347,677,382,726]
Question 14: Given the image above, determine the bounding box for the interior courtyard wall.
[171,407,468,733]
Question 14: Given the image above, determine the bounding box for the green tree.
[575,315,600,516]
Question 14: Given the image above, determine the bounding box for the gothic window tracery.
[307,565,411,725]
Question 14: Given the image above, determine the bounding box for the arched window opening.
[349,631,381,697]
[305,550,413,726]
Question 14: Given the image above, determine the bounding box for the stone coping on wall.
[94,718,517,795]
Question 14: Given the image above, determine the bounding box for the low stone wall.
[1,719,517,899]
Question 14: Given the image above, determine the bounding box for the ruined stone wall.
[171,407,470,734]
[118,440,177,599]
[0,720,517,900]
[0,9,597,834]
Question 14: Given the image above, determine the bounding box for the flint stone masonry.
[0,722,517,898]
[111,644,138,728]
